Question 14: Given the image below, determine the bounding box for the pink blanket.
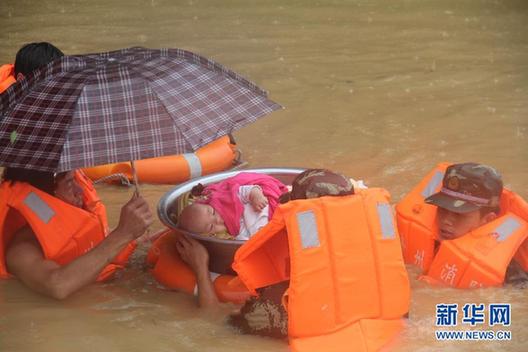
[201,172,288,236]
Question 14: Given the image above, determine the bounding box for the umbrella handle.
[130,160,140,197]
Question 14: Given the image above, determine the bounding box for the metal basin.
[158,167,305,274]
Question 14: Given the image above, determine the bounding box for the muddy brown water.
[1,1,527,351]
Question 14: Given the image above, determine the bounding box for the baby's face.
[190,204,227,235]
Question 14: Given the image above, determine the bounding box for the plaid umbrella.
[0,47,281,173]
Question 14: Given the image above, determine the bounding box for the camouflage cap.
[425,163,503,213]
[280,169,354,203]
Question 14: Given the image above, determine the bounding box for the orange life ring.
[82,135,238,184]
[146,229,251,304]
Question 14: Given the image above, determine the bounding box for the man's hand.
[176,234,220,308]
[175,234,209,274]
[115,195,154,241]
[249,186,268,212]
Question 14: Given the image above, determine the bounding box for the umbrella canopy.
[0,47,281,172]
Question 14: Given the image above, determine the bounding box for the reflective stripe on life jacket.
[233,188,410,352]
[0,180,134,281]
[396,163,528,287]
[146,230,251,304]
[0,64,16,93]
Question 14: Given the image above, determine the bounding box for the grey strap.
[421,170,444,198]
[376,203,396,239]
[495,217,521,242]
[296,210,320,249]
[23,192,55,224]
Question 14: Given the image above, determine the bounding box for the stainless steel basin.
[157,167,305,274]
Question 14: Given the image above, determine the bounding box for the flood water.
[1,0,527,351]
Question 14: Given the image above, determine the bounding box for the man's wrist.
[108,227,134,247]
[195,263,210,280]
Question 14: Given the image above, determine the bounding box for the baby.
[177,172,288,240]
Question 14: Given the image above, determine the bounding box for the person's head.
[178,203,227,235]
[280,168,354,203]
[53,171,84,208]
[2,168,83,208]
[14,42,64,78]
[425,163,502,241]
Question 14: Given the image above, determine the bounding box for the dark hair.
[14,42,64,76]
[2,168,56,195]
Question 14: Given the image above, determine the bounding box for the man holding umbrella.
[0,46,281,299]
[0,42,154,299]
[1,168,154,299]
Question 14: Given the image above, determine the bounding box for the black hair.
[2,168,56,195]
[14,42,64,76]
[5,43,66,195]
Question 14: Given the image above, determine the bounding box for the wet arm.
[194,265,220,308]
[6,195,153,300]
[175,234,220,308]
[6,226,134,300]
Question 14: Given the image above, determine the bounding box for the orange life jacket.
[74,169,109,232]
[233,188,410,352]
[73,169,136,268]
[0,179,135,281]
[396,163,528,287]
[0,64,16,93]
[146,230,251,304]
